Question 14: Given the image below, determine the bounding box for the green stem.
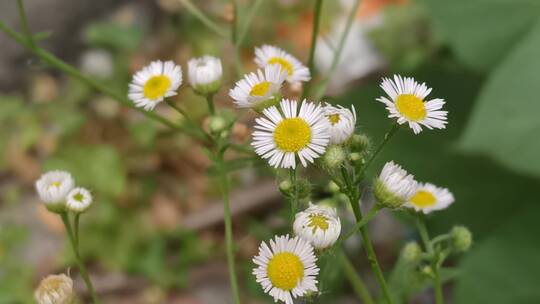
[164,99,212,142]
[289,168,298,221]
[74,213,81,248]
[16,0,34,47]
[303,0,324,99]
[231,0,244,76]
[313,0,360,100]
[216,157,241,304]
[434,267,444,304]
[237,0,264,46]
[206,94,216,115]
[339,251,375,304]
[341,206,380,241]
[60,213,99,304]
[177,0,229,38]
[356,123,399,183]
[416,215,444,304]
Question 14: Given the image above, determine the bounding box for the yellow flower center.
[268,57,293,76]
[143,75,171,100]
[51,181,61,187]
[267,252,304,290]
[249,81,271,97]
[308,214,329,232]
[73,193,84,202]
[327,114,341,125]
[274,118,311,152]
[395,94,427,121]
[410,190,436,208]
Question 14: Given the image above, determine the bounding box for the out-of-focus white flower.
[252,99,330,169]
[405,183,454,214]
[377,75,448,134]
[128,60,182,111]
[254,45,311,84]
[187,55,222,95]
[34,274,74,304]
[374,161,417,209]
[35,170,75,212]
[294,203,341,250]
[253,235,319,304]
[323,103,356,144]
[66,187,93,213]
[229,65,287,110]
[80,49,114,78]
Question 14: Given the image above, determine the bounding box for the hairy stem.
[177,0,229,38]
[237,0,264,46]
[303,0,324,98]
[416,215,444,304]
[356,123,399,183]
[231,0,244,76]
[339,251,375,304]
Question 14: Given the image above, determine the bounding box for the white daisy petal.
[254,45,311,83]
[293,203,341,250]
[229,65,287,109]
[323,103,356,144]
[35,170,75,212]
[405,183,455,214]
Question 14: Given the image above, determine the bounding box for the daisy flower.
[323,103,357,144]
[293,203,341,250]
[34,274,73,304]
[252,99,330,169]
[254,45,311,83]
[253,235,319,304]
[128,60,182,111]
[229,64,287,110]
[374,161,417,209]
[66,187,93,213]
[187,55,222,95]
[377,75,447,134]
[405,183,455,214]
[35,170,75,212]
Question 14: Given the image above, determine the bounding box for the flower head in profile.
[405,183,454,214]
[253,235,319,304]
[293,203,341,250]
[35,170,75,212]
[323,103,356,144]
[229,65,287,110]
[377,75,447,134]
[187,55,222,95]
[66,187,93,213]
[34,274,74,304]
[128,60,183,111]
[254,45,311,84]
[252,99,330,169]
[374,161,417,209]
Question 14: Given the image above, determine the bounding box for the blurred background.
[1,0,539,303]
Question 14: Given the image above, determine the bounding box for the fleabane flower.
[34,274,74,304]
[252,99,330,169]
[253,235,319,304]
[229,64,287,110]
[254,45,311,83]
[405,183,454,214]
[374,161,417,209]
[187,55,222,95]
[293,203,341,250]
[323,103,357,144]
[128,60,182,111]
[66,187,93,213]
[377,75,447,134]
[35,170,75,212]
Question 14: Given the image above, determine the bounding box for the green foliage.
[85,22,144,51]
[44,145,127,198]
[0,225,34,303]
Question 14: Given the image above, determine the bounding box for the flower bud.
[350,134,371,153]
[296,178,312,200]
[451,226,472,252]
[66,187,93,214]
[373,161,417,209]
[34,274,74,304]
[279,179,292,195]
[401,242,422,264]
[188,56,222,96]
[321,145,345,170]
[421,265,434,277]
[35,170,75,213]
[209,115,227,134]
[327,181,340,194]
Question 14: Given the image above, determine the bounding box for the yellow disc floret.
[308,214,329,232]
[267,252,304,290]
[143,75,172,100]
[410,190,436,208]
[327,114,341,125]
[395,94,427,121]
[268,57,293,76]
[250,81,271,97]
[274,118,311,152]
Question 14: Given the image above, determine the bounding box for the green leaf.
[459,21,540,178]
[453,206,540,304]
[421,0,540,71]
[44,145,127,197]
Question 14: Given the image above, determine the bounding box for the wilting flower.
[323,103,356,144]
[187,55,222,95]
[35,170,75,212]
[252,99,330,169]
[254,45,311,84]
[405,183,454,214]
[34,274,74,304]
[66,187,93,213]
[253,235,319,304]
[128,60,182,111]
[229,65,287,110]
[377,75,447,134]
[293,203,341,250]
[373,161,417,209]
